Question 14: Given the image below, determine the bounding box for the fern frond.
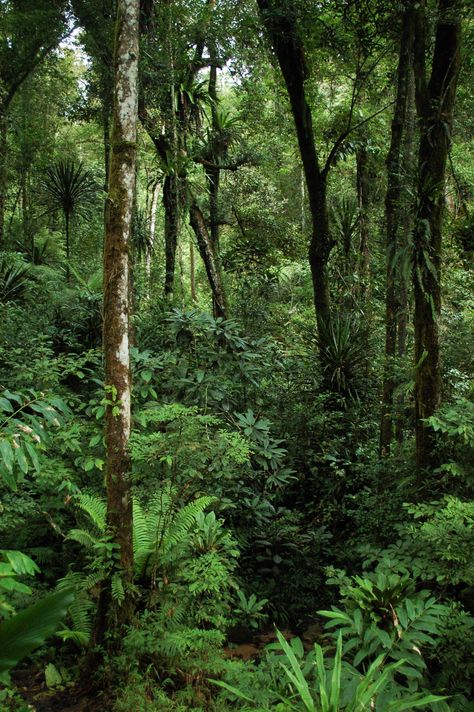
[133,499,152,553]
[163,497,216,555]
[83,570,106,590]
[134,547,153,578]
[75,493,106,532]
[66,528,100,549]
[148,486,174,527]
[111,572,125,603]
[69,594,94,638]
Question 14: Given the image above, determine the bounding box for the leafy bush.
[214,630,447,711]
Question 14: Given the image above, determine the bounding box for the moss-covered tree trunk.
[413,0,461,474]
[102,0,139,635]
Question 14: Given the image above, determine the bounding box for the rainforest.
[0,0,473,710]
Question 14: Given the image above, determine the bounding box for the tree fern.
[61,486,218,643]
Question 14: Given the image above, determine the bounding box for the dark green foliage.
[0,256,31,303]
[0,1,473,708]
[39,160,97,222]
[0,587,74,683]
[316,316,367,400]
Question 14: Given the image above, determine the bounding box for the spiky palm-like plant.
[0,257,30,303]
[316,316,366,400]
[39,160,97,278]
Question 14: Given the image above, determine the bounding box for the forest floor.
[12,622,322,710]
[13,667,107,711]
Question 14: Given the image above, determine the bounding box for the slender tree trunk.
[65,212,71,281]
[204,57,228,319]
[189,200,228,319]
[103,103,112,193]
[0,114,7,247]
[396,62,416,443]
[380,4,415,456]
[356,143,371,299]
[146,179,159,288]
[163,173,180,295]
[413,0,461,474]
[102,0,139,637]
[190,238,197,303]
[257,0,333,334]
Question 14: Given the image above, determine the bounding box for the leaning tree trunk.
[413,0,461,474]
[380,3,415,456]
[190,200,228,319]
[102,0,139,638]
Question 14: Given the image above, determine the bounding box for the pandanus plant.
[39,160,97,279]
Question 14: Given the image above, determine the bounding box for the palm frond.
[39,160,97,219]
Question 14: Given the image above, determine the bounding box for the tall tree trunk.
[257,0,333,334]
[103,101,112,193]
[356,143,371,299]
[65,211,71,281]
[380,3,415,456]
[413,0,461,474]
[146,178,159,288]
[0,114,7,247]
[189,200,228,319]
[204,54,228,319]
[396,61,416,443]
[102,0,139,637]
[190,238,197,303]
[163,173,180,295]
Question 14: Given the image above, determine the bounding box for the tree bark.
[413,0,461,474]
[189,200,228,319]
[380,3,415,456]
[102,0,139,636]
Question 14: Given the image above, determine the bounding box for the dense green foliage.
[0,0,473,710]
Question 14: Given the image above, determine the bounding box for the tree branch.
[322,100,395,176]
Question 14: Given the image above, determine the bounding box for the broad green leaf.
[0,587,75,674]
[0,439,13,472]
[15,446,28,474]
[208,678,254,703]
